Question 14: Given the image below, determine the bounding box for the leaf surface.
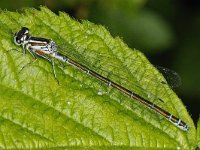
[0,7,196,149]
[197,118,200,148]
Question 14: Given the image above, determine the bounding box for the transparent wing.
[56,41,179,105]
[155,65,181,88]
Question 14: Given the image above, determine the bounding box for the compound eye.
[14,36,22,45]
[13,27,29,46]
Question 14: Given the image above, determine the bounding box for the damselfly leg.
[34,50,58,82]
[7,45,39,73]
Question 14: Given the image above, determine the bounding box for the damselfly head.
[14,27,29,45]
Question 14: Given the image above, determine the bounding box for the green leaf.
[197,118,200,148]
[0,7,196,149]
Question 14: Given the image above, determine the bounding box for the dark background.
[1,0,199,125]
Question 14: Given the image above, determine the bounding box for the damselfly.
[13,27,189,131]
